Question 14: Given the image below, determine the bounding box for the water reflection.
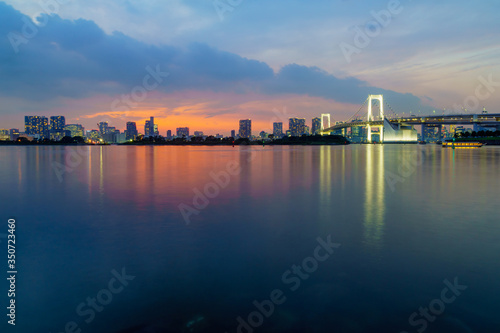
[319,146,332,205]
[2,145,500,332]
[363,145,386,249]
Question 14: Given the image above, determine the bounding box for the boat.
[442,141,483,148]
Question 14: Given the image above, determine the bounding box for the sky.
[1,0,499,135]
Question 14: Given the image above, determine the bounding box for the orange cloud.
[56,90,360,136]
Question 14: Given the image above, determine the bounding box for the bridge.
[320,94,500,143]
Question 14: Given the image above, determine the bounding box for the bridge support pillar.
[437,124,442,142]
[367,125,384,143]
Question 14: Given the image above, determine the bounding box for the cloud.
[0,1,431,117]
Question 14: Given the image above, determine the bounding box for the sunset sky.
[1,0,499,135]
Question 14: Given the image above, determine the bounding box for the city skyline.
[1,1,499,135]
[4,109,492,144]
[8,113,332,140]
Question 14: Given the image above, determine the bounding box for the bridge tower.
[367,94,385,143]
[321,114,331,135]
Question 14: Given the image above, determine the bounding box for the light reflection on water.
[364,145,385,250]
[0,145,499,332]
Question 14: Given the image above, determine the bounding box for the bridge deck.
[322,114,500,133]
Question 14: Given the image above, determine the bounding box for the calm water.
[1,145,499,333]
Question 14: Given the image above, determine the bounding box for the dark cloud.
[0,1,430,113]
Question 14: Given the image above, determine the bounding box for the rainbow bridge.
[320,95,500,143]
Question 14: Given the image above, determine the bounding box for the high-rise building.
[273,122,283,138]
[177,127,189,137]
[311,117,321,135]
[126,122,138,140]
[25,116,49,139]
[231,130,236,138]
[87,130,101,142]
[50,116,65,131]
[153,124,159,136]
[166,130,172,139]
[144,117,155,136]
[289,118,305,137]
[48,117,69,140]
[239,119,251,139]
[194,131,204,137]
[64,124,84,137]
[98,121,109,136]
[102,127,118,143]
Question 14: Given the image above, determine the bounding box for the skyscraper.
[311,117,321,135]
[166,130,172,139]
[49,116,68,141]
[239,119,251,139]
[98,121,109,136]
[289,118,305,137]
[50,116,66,131]
[231,130,236,138]
[177,127,189,137]
[273,122,283,138]
[87,130,100,142]
[126,122,138,140]
[144,117,155,136]
[25,116,49,139]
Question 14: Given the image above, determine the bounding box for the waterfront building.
[273,122,283,138]
[0,129,9,140]
[239,119,251,139]
[87,130,101,143]
[64,124,85,137]
[126,122,138,140]
[50,116,65,131]
[98,121,109,136]
[144,117,155,136]
[9,129,19,141]
[25,116,49,139]
[177,127,189,138]
[289,118,305,137]
[311,117,321,135]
